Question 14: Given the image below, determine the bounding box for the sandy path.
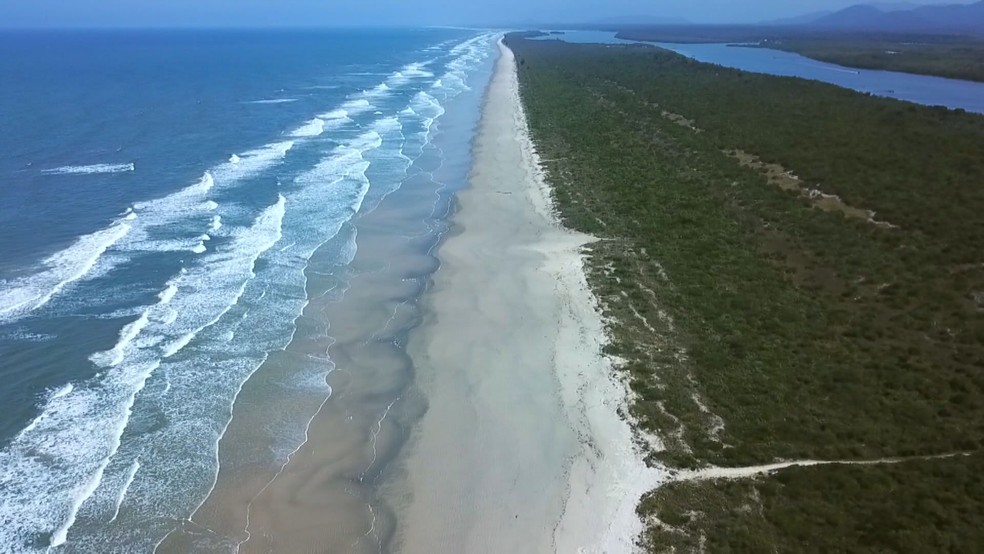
[673,452,972,482]
[393,40,662,554]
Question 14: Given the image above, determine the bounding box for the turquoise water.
[0,28,497,551]
[537,31,984,113]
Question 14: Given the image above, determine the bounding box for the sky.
[0,0,975,28]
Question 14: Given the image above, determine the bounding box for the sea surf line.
[0,31,497,552]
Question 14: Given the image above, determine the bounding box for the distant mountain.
[764,10,835,25]
[810,1,984,33]
[865,1,923,11]
[594,15,691,26]
[761,3,920,26]
[812,4,887,26]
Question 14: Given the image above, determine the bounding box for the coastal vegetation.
[611,27,984,82]
[761,37,984,83]
[506,32,984,551]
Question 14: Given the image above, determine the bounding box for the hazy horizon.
[0,0,977,29]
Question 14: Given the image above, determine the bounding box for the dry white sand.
[394,39,663,554]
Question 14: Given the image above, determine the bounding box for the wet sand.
[160,165,460,553]
[392,40,661,553]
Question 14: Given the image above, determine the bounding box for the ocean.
[0,28,496,551]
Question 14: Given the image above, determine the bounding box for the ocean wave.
[337,98,374,117]
[412,91,447,126]
[386,62,434,87]
[403,61,436,79]
[41,163,134,175]
[123,141,291,254]
[359,116,413,215]
[0,136,295,327]
[398,91,447,163]
[433,33,496,97]
[0,196,289,550]
[290,129,381,234]
[0,221,132,325]
[0,31,495,549]
[373,115,403,134]
[244,98,298,105]
[107,460,140,523]
[289,118,326,138]
[320,108,356,130]
[364,82,391,98]
[211,141,294,185]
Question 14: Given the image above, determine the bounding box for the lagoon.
[537,31,984,114]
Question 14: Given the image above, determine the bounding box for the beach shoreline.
[392,39,661,553]
[156,36,497,554]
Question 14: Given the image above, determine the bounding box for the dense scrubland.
[763,37,984,83]
[611,27,984,82]
[506,33,984,552]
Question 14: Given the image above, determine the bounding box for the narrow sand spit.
[394,40,663,554]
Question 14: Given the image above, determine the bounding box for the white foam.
[121,142,290,256]
[320,108,348,121]
[339,98,373,116]
[0,221,131,324]
[365,83,391,97]
[41,163,134,175]
[0,196,288,550]
[289,118,325,138]
[107,459,140,523]
[245,98,297,104]
[0,329,56,342]
[411,91,447,129]
[360,115,414,215]
[189,171,215,196]
[434,34,496,98]
[162,332,196,358]
[209,142,293,186]
[131,171,212,214]
[287,130,382,243]
[159,282,179,304]
[89,310,152,367]
[319,109,356,130]
[388,71,410,86]
[385,62,434,88]
[229,154,241,164]
[373,115,402,134]
[160,308,178,326]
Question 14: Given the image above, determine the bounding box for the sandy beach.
[392,40,661,553]
[158,37,659,554]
